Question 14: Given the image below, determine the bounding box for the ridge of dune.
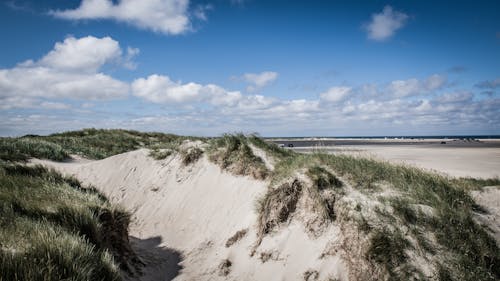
[34,148,349,281]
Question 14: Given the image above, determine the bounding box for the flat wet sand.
[277,139,500,179]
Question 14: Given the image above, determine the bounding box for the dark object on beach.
[288,143,294,147]
[441,141,446,144]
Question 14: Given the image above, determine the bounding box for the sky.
[0,0,499,137]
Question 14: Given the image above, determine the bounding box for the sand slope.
[35,149,348,281]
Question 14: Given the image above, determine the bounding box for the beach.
[273,138,500,179]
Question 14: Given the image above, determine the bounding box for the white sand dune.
[34,149,348,281]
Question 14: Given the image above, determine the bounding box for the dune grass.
[45,128,193,159]
[0,138,69,162]
[0,164,136,281]
[256,179,303,238]
[208,134,269,180]
[1,128,203,161]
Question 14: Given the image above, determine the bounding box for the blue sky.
[1,0,499,136]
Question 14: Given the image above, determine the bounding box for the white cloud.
[38,36,122,73]
[132,74,242,106]
[424,74,447,90]
[365,6,408,41]
[51,0,192,35]
[242,71,278,92]
[0,36,130,108]
[122,47,140,70]
[319,86,351,103]
[387,74,446,97]
[387,78,420,97]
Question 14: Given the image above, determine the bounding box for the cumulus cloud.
[365,6,408,41]
[50,0,192,35]
[0,36,131,109]
[319,86,351,103]
[241,71,278,92]
[37,36,121,73]
[132,74,242,106]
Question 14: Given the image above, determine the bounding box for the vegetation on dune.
[247,134,294,160]
[1,130,499,280]
[0,128,202,161]
[0,138,69,162]
[207,134,269,180]
[0,164,138,281]
[244,138,500,280]
[181,147,204,166]
[256,179,303,238]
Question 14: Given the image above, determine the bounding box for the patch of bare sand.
[471,186,500,245]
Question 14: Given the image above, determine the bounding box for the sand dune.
[35,148,348,281]
[30,136,500,281]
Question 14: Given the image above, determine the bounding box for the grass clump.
[181,147,204,166]
[366,228,414,279]
[307,166,343,189]
[218,259,232,276]
[225,229,248,248]
[304,166,342,222]
[208,134,269,180]
[256,179,302,238]
[149,148,174,160]
[0,164,138,280]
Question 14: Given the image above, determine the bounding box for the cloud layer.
[51,0,193,35]
[1,36,498,136]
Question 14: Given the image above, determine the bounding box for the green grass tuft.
[366,228,413,279]
[0,164,137,280]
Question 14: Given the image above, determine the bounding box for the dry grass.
[225,229,248,248]
[218,259,232,276]
[180,147,204,166]
[256,179,303,238]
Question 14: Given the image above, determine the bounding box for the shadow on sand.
[126,236,183,281]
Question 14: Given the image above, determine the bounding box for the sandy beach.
[281,139,500,179]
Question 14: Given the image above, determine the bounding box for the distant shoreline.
[266,135,500,140]
[268,138,500,148]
